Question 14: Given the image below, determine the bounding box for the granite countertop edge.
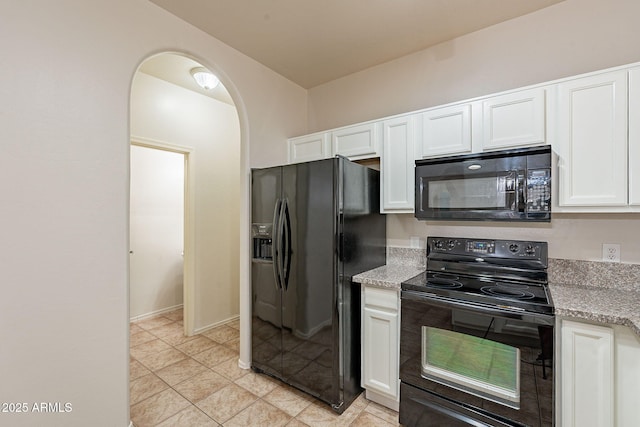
[353,269,640,338]
[549,283,640,337]
[352,264,423,290]
[353,255,640,338]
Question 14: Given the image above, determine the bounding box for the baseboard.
[192,314,240,335]
[365,389,399,412]
[238,358,251,370]
[129,304,183,323]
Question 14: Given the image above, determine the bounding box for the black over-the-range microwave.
[415,145,552,222]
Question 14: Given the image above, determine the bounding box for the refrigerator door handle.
[282,198,292,290]
[275,198,287,290]
[272,199,283,290]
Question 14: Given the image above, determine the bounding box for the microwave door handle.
[517,171,526,213]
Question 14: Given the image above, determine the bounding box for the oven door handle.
[401,290,554,324]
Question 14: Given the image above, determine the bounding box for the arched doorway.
[129,52,242,343]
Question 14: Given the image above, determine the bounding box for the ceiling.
[138,54,234,105]
[148,0,564,89]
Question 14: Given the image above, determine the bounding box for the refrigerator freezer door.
[251,167,283,379]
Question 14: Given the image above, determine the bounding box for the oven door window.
[425,172,516,210]
[421,326,520,408]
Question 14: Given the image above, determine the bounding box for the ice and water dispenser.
[252,223,273,260]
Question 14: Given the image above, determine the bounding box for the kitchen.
[283,62,640,426]
[2,1,640,426]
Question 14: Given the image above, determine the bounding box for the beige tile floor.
[130,309,400,426]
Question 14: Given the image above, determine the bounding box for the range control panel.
[428,237,547,260]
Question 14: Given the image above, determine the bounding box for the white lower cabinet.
[361,286,400,410]
[558,318,640,427]
[614,324,640,426]
[560,319,614,427]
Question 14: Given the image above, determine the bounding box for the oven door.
[400,290,554,427]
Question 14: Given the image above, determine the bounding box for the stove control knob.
[434,240,444,250]
[525,245,536,255]
[509,243,519,253]
[447,240,456,249]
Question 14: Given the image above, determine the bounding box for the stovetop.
[401,237,554,315]
[402,271,554,314]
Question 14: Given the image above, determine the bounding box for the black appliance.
[400,237,554,426]
[415,145,552,222]
[251,157,386,413]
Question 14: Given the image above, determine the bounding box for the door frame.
[130,136,196,335]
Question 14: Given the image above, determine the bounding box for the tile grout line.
[130,310,399,426]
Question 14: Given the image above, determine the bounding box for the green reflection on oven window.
[424,327,518,392]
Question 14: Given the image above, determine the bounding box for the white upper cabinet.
[419,103,472,157]
[381,115,417,213]
[629,67,640,206]
[288,122,381,164]
[332,122,381,159]
[288,131,330,163]
[288,61,640,213]
[481,88,546,150]
[556,70,628,207]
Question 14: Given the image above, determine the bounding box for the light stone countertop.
[548,259,640,337]
[353,251,640,338]
[352,247,425,289]
[549,283,640,336]
[352,264,424,290]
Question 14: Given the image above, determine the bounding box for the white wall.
[308,0,640,130]
[0,1,306,425]
[307,0,640,264]
[388,214,640,264]
[130,145,184,319]
[131,71,241,330]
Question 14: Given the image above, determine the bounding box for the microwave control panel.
[526,168,551,213]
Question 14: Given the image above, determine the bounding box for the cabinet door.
[362,287,399,401]
[556,70,628,206]
[482,88,546,150]
[420,104,472,157]
[332,122,380,159]
[629,68,640,206]
[381,115,416,213]
[288,132,330,163]
[560,320,614,427]
[614,325,640,427]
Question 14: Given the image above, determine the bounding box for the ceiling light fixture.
[190,67,219,90]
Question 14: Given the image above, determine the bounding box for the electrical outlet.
[602,244,621,262]
[410,236,421,248]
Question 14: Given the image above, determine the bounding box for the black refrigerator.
[250,156,386,413]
